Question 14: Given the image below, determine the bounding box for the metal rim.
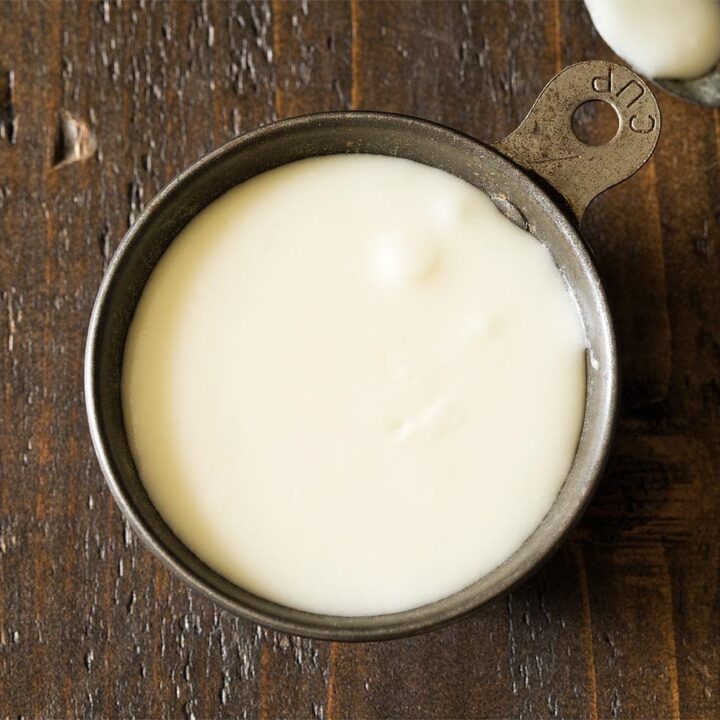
[85,111,618,641]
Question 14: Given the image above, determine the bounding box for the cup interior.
[85,112,617,641]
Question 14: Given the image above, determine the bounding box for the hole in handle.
[571,100,619,146]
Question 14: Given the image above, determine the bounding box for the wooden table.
[1,2,718,717]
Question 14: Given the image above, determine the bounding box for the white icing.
[123,155,587,616]
[585,0,720,80]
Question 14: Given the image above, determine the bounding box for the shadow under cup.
[85,112,617,641]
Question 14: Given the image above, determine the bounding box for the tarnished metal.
[654,62,720,107]
[85,62,659,641]
[494,61,660,223]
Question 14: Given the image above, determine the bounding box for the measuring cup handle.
[493,61,661,224]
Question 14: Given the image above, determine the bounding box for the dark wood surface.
[1,1,718,718]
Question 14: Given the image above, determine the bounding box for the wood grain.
[0,1,718,718]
